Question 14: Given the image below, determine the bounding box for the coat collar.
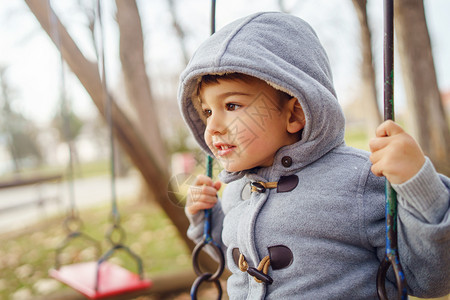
[219,139,345,184]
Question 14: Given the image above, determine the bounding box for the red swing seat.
[49,261,152,299]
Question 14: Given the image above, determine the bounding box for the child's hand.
[369,120,426,184]
[186,174,221,215]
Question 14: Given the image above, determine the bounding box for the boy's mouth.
[213,142,236,156]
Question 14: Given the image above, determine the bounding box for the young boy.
[178,12,450,299]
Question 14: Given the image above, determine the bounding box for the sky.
[0,0,449,125]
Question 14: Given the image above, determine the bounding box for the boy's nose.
[206,114,227,135]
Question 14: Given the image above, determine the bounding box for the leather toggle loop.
[250,175,298,194]
[250,181,277,193]
[247,267,273,285]
[238,254,273,285]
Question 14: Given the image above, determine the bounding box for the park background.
[0,0,449,299]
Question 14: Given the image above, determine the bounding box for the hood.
[178,11,345,170]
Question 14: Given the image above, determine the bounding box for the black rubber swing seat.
[49,261,152,299]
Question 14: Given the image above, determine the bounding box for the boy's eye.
[202,109,212,118]
[226,103,241,111]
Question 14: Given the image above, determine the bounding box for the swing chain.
[63,213,83,234]
[106,223,126,246]
[190,213,225,299]
[191,208,225,280]
[190,155,225,299]
[377,183,408,299]
[376,1,407,299]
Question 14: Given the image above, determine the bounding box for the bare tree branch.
[116,0,167,165]
[167,0,189,66]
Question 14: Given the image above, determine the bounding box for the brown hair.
[196,73,291,102]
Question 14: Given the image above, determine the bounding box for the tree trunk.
[115,0,164,205]
[394,0,450,175]
[115,0,167,166]
[352,0,382,137]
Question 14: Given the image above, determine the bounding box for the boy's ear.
[286,97,306,134]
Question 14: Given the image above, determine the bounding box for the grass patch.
[0,199,191,299]
[71,160,110,179]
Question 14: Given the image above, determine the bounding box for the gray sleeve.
[393,158,450,297]
[186,201,226,262]
[363,158,450,298]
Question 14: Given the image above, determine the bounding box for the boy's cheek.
[244,96,282,130]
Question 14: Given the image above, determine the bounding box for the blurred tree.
[394,0,450,175]
[0,66,43,172]
[51,99,83,166]
[115,0,166,165]
[166,124,192,154]
[167,0,189,66]
[350,0,449,176]
[351,0,382,137]
[116,0,166,193]
[52,102,83,143]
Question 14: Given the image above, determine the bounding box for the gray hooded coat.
[178,12,450,299]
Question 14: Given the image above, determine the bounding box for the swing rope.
[47,0,101,270]
[94,0,148,287]
[49,0,77,228]
[190,2,225,299]
[50,9,76,220]
[376,1,408,299]
[95,0,120,229]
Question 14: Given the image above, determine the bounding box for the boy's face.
[199,77,300,172]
